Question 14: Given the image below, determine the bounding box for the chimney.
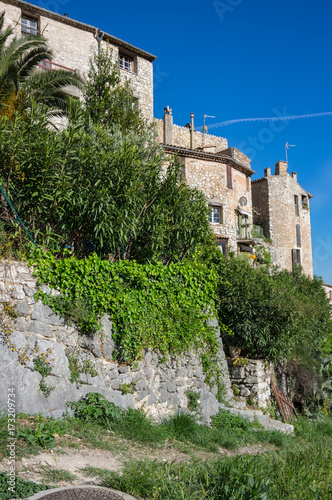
[291,172,298,182]
[64,13,68,17]
[190,113,195,150]
[275,161,288,176]
[264,167,271,177]
[163,106,173,145]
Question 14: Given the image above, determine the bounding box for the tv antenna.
[203,115,216,134]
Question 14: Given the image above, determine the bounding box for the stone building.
[0,0,156,119]
[252,161,313,277]
[159,107,257,255]
[323,283,332,306]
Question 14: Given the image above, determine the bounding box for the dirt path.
[0,441,271,488]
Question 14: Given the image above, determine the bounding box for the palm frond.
[17,46,52,78]
[27,68,85,92]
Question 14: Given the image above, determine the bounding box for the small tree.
[84,47,144,134]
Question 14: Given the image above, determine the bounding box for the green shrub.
[0,472,51,499]
[211,409,251,431]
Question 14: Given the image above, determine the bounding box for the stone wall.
[252,164,313,277]
[0,0,154,120]
[227,359,273,408]
[0,261,233,422]
[155,118,228,151]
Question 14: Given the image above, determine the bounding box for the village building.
[0,0,320,276]
[0,0,156,120]
[251,162,313,277]
[157,107,258,255]
[323,284,332,306]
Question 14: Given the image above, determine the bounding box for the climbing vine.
[30,250,228,390]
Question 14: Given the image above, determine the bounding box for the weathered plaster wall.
[252,168,313,277]
[0,261,233,422]
[0,0,154,119]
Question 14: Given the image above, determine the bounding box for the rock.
[147,394,156,405]
[108,369,119,380]
[200,389,219,423]
[111,379,120,390]
[119,366,129,374]
[137,389,149,401]
[26,321,53,338]
[159,389,169,404]
[240,388,251,397]
[135,379,146,391]
[16,300,29,316]
[144,351,152,366]
[23,285,36,297]
[166,380,176,393]
[31,301,64,326]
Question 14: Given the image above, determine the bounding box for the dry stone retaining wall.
[228,359,273,408]
[0,261,233,422]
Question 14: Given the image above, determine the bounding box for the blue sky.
[34,0,332,283]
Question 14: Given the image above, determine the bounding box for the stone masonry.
[228,359,273,409]
[0,261,293,433]
[252,162,313,277]
[0,0,156,120]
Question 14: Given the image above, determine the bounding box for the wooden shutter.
[296,224,301,247]
[226,164,232,188]
[292,249,298,266]
[294,195,299,216]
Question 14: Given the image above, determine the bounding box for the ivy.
[30,251,223,381]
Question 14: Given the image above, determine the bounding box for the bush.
[211,409,251,431]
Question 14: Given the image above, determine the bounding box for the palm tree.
[0,11,84,117]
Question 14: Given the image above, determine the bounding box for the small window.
[217,238,228,256]
[246,175,250,191]
[209,206,222,224]
[21,14,38,36]
[119,53,133,72]
[294,195,299,216]
[292,249,301,269]
[226,164,232,189]
[302,195,309,209]
[132,97,139,110]
[296,224,301,247]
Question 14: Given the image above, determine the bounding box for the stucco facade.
[252,162,313,277]
[0,0,156,119]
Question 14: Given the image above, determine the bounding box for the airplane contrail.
[199,111,332,130]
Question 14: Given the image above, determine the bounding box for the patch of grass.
[0,472,51,500]
[39,466,76,483]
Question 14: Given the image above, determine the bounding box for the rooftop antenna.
[285,142,296,164]
[203,115,216,134]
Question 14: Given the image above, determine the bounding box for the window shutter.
[226,164,232,188]
[296,224,301,247]
[292,249,298,266]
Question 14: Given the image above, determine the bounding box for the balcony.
[237,224,265,242]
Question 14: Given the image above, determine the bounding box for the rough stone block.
[31,301,64,326]
[26,321,53,338]
[16,300,29,316]
[135,379,146,391]
[159,389,169,403]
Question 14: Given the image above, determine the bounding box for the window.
[226,164,232,189]
[21,14,38,36]
[209,206,222,224]
[238,213,249,239]
[132,97,139,110]
[119,53,133,72]
[296,224,301,247]
[217,238,228,256]
[294,195,299,216]
[292,249,301,268]
[246,175,250,191]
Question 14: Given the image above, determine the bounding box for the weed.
[120,382,135,395]
[39,466,76,483]
[185,388,201,412]
[0,472,51,499]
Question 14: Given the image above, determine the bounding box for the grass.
[39,466,76,483]
[0,398,331,499]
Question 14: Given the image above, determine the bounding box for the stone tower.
[251,161,313,277]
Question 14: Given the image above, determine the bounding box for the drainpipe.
[190,113,195,150]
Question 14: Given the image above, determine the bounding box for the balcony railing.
[39,60,75,72]
[237,224,265,240]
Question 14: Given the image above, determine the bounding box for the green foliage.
[185,389,201,412]
[204,252,332,364]
[84,47,144,134]
[33,355,54,397]
[66,352,98,384]
[0,472,51,499]
[2,302,19,319]
[17,423,56,448]
[120,382,135,395]
[0,104,212,262]
[31,252,219,368]
[211,409,251,431]
[68,392,124,426]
